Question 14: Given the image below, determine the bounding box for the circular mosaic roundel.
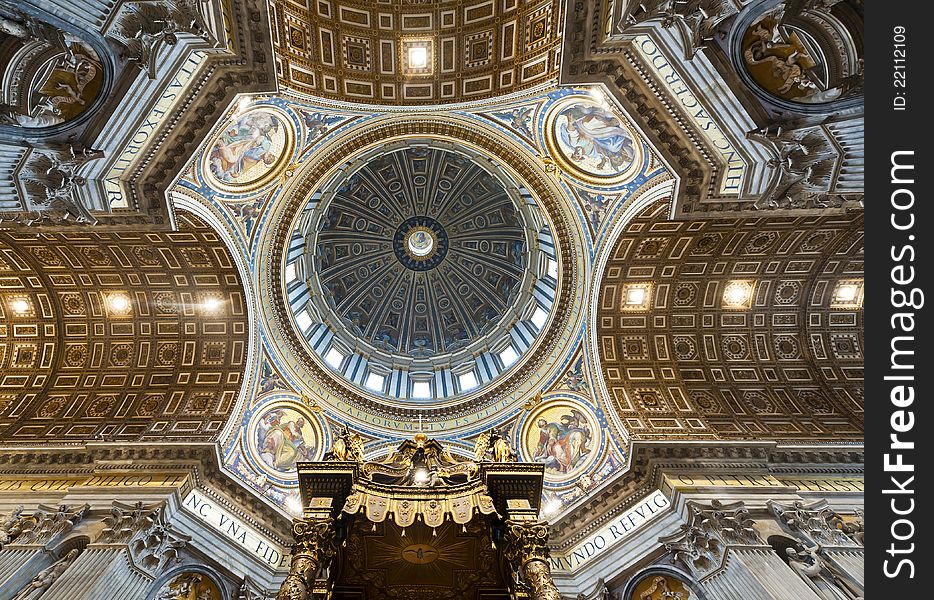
[522,400,600,483]
[393,216,449,270]
[247,401,322,478]
[544,94,642,185]
[203,106,295,192]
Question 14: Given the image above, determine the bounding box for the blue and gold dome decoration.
[282,138,560,405]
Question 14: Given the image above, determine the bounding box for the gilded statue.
[360,433,478,485]
[474,428,517,463]
[325,426,364,462]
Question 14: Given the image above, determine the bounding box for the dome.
[282,139,559,404]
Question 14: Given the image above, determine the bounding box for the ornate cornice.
[0,442,293,544]
[547,440,864,549]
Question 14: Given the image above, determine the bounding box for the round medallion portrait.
[544,95,642,185]
[522,400,600,482]
[155,572,221,600]
[203,107,295,193]
[247,401,322,478]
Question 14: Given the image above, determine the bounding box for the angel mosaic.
[554,101,636,176]
[531,408,593,475]
[255,407,316,472]
[208,111,284,184]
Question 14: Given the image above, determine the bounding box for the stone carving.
[768,499,855,547]
[596,577,618,600]
[747,124,859,211]
[13,504,89,546]
[156,571,221,600]
[239,576,271,600]
[99,501,190,575]
[0,8,66,48]
[503,520,562,600]
[742,7,863,104]
[659,499,762,579]
[618,0,737,59]
[10,548,80,600]
[111,0,215,79]
[9,145,104,226]
[0,506,28,548]
[474,428,518,463]
[0,10,101,129]
[638,576,683,600]
[828,509,863,546]
[277,517,336,600]
[786,545,859,600]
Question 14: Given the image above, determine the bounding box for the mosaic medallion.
[522,399,600,482]
[204,106,295,192]
[544,95,642,185]
[246,400,322,478]
[155,572,221,600]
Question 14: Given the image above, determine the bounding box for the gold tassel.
[401,528,406,537]
[432,528,437,537]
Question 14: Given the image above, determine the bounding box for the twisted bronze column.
[503,520,562,600]
[277,517,335,600]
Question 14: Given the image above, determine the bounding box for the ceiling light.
[202,297,223,313]
[107,293,132,313]
[412,468,430,485]
[835,285,856,302]
[543,497,563,517]
[408,47,428,69]
[625,287,646,305]
[722,280,753,309]
[10,299,30,315]
[831,280,863,308]
[620,284,651,311]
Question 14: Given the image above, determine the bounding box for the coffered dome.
[283,139,559,404]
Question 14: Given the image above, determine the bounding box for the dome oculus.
[393,217,448,270]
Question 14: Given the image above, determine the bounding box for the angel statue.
[0,506,26,548]
[474,428,517,463]
[325,426,364,462]
[786,545,859,600]
[11,548,80,600]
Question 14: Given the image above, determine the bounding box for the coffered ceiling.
[271,0,564,105]
[597,202,864,441]
[0,212,249,442]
